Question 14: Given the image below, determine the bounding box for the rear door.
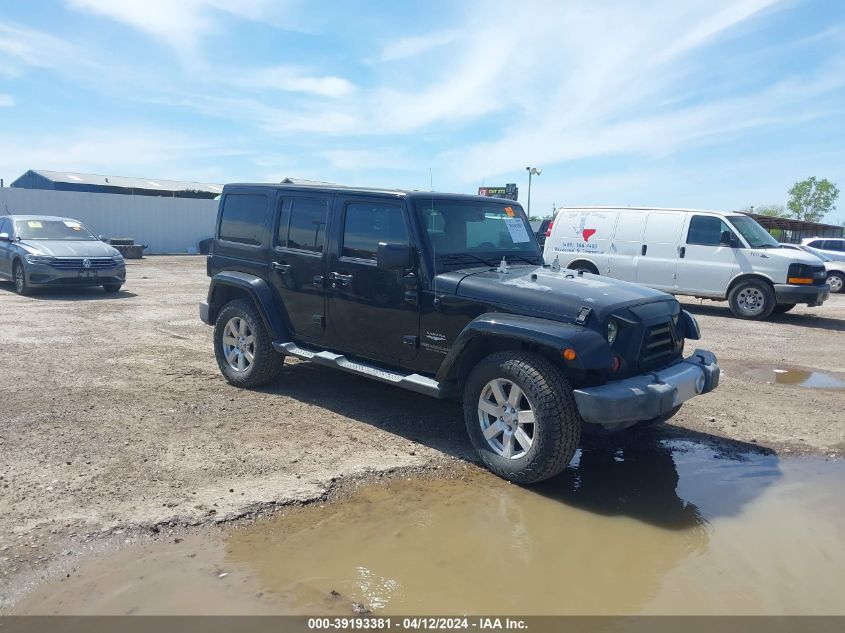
[268,193,331,341]
[675,214,737,296]
[636,211,685,290]
[325,197,419,363]
[607,210,647,282]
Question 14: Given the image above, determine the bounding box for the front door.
[636,211,685,291]
[326,198,419,363]
[675,214,737,296]
[0,218,12,279]
[269,194,331,341]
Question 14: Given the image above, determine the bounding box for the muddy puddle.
[14,438,845,615]
[747,366,845,389]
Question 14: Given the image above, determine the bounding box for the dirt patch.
[1,256,843,610]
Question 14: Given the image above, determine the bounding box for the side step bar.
[273,341,443,398]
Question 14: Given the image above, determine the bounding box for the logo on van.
[582,228,596,242]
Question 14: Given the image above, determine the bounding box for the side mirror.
[377,242,412,271]
[720,230,735,246]
[0,233,9,242]
[99,235,108,242]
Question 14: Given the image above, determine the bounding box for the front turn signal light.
[787,277,813,285]
[562,348,577,361]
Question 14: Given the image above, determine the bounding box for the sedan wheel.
[827,272,844,294]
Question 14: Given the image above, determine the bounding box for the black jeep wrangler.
[200,184,719,483]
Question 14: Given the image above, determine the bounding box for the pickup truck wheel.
[214,299,283,388]
[463,351,580,484]
[727,279,775,320]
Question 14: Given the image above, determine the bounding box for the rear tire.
[13,261,31,296]
[827,271,844,294]
[463,351,580,484]
[772,303,796,314]
[213,299,284,388]
[727,279,775,320]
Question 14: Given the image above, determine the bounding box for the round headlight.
[606,319,618,345]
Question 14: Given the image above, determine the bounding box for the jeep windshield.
[728,215,780,249]
[15,219,98,241]
[415,200,542,270]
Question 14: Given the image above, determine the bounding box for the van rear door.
[607,210,647,282]
[635,211,685,291]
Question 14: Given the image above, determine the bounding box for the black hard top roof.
[223,182,521,205]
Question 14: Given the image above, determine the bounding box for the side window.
[808,240,824,248]
[287,198,329,253]
[824,240,844,252]
[274,198,292,247]
[342,203,409,260]
[687,216,732,246]
[219,194,268,245]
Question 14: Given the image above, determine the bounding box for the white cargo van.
[543,207,830,319]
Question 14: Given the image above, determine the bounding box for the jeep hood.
[18,239,120,257]
[443,266,675,322]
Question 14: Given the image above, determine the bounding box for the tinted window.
[687,215,732,246]
[342,203,408,260]
[823,240,844,252]
[274,199,292,247]
[808,240,824,248]
[219,194,268,245]
[286,198,328,252]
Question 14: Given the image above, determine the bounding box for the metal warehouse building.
[1,170,223,254]
[11,169,222,199]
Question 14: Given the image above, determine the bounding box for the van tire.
[727,279,775,320]
[463,351,580,484]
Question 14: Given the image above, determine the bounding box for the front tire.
[213,299,283,388]
[827,271,844,294]
[463,351,580,484]
[13,261,31,295]
[102,283,122,293]
[728,279,775,320]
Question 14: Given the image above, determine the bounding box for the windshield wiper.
[439,253,495,267]
[506,254,541,265]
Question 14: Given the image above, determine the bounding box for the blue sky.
[1,0,843,223]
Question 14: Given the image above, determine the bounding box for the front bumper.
[573,349,720,432]
[26,262,126,287]
[774,283,829,307]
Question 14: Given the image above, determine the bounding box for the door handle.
[272,262,292,273]
[679,246,686,258]
[329,272,353,287]
[641,244,648,256]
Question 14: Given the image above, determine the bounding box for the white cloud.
[0,21,84,73]
[231,65,356,98]
[66,0,279,59]
[0,93,13,107]
[380,30,459,62]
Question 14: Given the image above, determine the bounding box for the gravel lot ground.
[1,255,843,609]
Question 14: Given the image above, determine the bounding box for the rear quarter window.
[218,194,268,245]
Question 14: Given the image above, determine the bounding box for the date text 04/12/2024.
[307,617,528,630]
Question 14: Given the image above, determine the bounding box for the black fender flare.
[435,313,613,383]
[204,271,289,340]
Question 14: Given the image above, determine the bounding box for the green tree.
[787,177,840,222]
[740,204,788,217]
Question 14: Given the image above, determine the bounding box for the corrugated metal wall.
[0,188,218,254]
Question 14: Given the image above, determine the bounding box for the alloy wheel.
[477,378,536,459]
[221,317,255,373]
